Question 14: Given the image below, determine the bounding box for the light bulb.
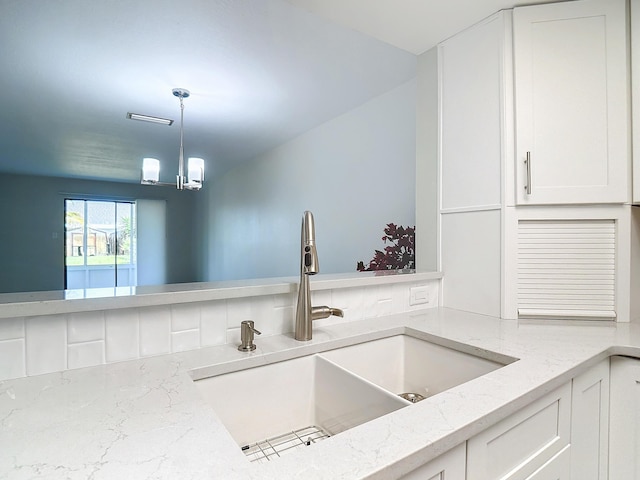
[142,158,160,183]
[187,157,205,184]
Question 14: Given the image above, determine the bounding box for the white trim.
[440,204,502,214]
[518,309,616,319]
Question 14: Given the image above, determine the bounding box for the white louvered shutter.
[517,219,616,320]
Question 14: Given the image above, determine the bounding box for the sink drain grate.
[398,392,426,403]
[241,425,331,463]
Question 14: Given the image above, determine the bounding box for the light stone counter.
[0,271,440,319]
[1,307,638,479]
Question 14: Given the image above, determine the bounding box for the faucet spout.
[294,211,343,341]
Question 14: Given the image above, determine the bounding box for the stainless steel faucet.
[295,211,344,341]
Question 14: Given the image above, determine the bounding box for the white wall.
[204,80,418,281]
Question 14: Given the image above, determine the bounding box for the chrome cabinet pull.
[524,151,532,195]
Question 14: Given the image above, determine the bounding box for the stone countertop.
[1,307,638,479]
[0,271,441,319]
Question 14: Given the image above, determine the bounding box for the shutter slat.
[518,291,614,298]
[518,278,615,291]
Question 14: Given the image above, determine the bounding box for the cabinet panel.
[514,0,628,204]
[467,383,571,480]
[570,359,609,480]
[633,0,640,204]
[609,356,640,479]
[439,12,505,211]
[400,442,465,480]
[441,210,501,317]
[525,446,571,480]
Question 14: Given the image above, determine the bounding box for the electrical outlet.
[409,285,429,306]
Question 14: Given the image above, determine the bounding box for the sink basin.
[320,334,506,399]
[193,332,513,462]
[194,354,408,458]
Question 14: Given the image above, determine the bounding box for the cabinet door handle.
[524,151,532,195]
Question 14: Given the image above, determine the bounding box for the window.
[64,199,137,289]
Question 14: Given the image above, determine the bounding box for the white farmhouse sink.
[320,334,505,400]
[193,333,513,462]
[194,354,408,451]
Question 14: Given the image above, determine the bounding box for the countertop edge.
[0,271,442,319]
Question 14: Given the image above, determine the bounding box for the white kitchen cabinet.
[438,10,511,317]
[467,382,571,480]
[632,0,640,204]
[465,361,608,480]
[399,443,466,480]
[570,358,609,480]
[609,356,640,479]
[437,0,637,321]
[513,0,629,205]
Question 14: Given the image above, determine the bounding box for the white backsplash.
[0,280,439,381]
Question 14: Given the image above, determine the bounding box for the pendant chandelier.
[139,88,204,191]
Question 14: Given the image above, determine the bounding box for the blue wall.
[0,173,199,293]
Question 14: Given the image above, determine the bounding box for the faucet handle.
[311,306,344,321]
[238,320,261,352]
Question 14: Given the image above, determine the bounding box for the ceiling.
[286,0,550,55]
[0,0,546,184]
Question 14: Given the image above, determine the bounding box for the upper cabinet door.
[439,12,508,212]
[632,0,640,204]
[514,0,629,205]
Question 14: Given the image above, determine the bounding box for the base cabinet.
[609,356,640,479]
[398,361,610,480]
[570,359,609,480]
[467,383,571,480]
[400,443,465,480]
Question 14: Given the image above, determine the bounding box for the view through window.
[64,199,137,289]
